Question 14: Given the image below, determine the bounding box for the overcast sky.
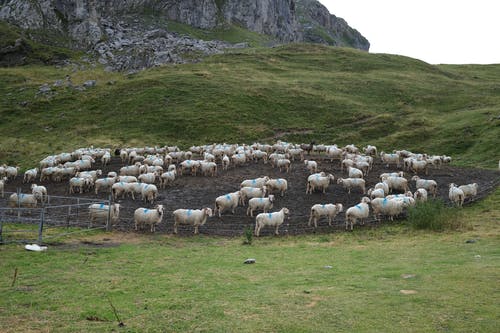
[320,0,500,65]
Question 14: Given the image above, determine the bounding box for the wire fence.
[0,190,111,245]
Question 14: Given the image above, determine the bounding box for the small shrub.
[243,227,253,245]
[407,199,464,231]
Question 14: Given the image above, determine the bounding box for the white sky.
[320,0,500,64]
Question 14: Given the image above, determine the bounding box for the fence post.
[106,194,112,232]
[17,187,21,220]
[66,205,72,228]
[37,208,45,245]
[76,197,80,220]
[0,211,3,244]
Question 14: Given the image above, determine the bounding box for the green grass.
[1,43,499,169]
[0,188,498,332]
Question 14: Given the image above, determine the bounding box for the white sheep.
[458,183,478,199]
[69,177,92,194]
[382,176,409,193]
[449,183,465,207]
[119,149,128,163]
[254,208,290,236]
[95,177,117,194]
[8,193,37,209]
[345,197,371,230]
[200,161,217,177]
[347,166,363,179]
[411,176,438,197]
[23,168,38,183]
[340,158,354,172]
[101,151,111,166]
[141,184,158,204]
[179,160,201,176]
[308,203,343,227]
[374,181,390,196]
[379,171,404,180]
[108,171,118,178]
[337,178,366,194]
[173,208,213,234]
[88,203,121,228]
[214,191,241,217]
[276,158,291,173]
[410,159,428,175]
[326,145,343,162]
[247,195,275,217]
[370,197,410,221]
[222,154,230,170]
[117,175,137,183]
[31,184,47,203]
[363,145,378,157]
[307,174,335,194]
[111,181,133,200]
[134,205,165,233]
[265,178,288,197]
[239,186,267,205]
[304,160,318,174]
[380,152,400,168]
[241,176,269,189]
[367,187,385,200]
[138,172,158,184]
[414,188,428,202]
[0,177,7,198]
[160,170,176,188]
[231,153,247,167]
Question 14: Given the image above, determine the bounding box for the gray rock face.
[0,0,370,70]
[295,0,369,50]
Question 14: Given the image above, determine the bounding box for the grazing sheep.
[411,176,438,197]
[382,176,409,194]
[276,158,291,173]
[119,149,128,163]
[308,203,343,227]
[307,174,335,194]
[304,160,318,174]
[116,175,137,183]
[414,188,428,202]
[141,184,158,204]
[370,197,410,222]
[222,154,230,170]
[111,181,133,200]
[347,166,363,179]
[108,171,118,178]
[326,145,343,162]
[363,145,378,157]
[337,178,366,194]
[458,183,478,199]
[344,144,359,154]
[200,161,217,177]
[179,160,201,176]
[160,170,176,188]
[173,208,213,234]
[214,191,241,217]
[31,184,47,203]
[340,158,354,172]
[241,176,269,189]
[380,152,400,168]
[379,172,404,180]
[345,197,371,230]
[95,177,117,194]
[254,208,290,236]
[138,172,158,184]
[134,205,165,232]
[354,160,371,176]
[8,193,37,209]
[367,187,385,200]
[247,195,275,217]
[287,148,304,161]
[23,168,38,183]
[77,170,103,182]
[69,177,92,194]
[88,203,121,228]
[410,159,428,175]
[265,178,288,197]
[449,183,465,207]
[374,182,390,196]
[101,151,111,166]
[239,186,267,205]
[120,163,145,177]
[231,153,247,167]
[0,177,7,198]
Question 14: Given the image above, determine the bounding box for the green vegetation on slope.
[1,43,499,168]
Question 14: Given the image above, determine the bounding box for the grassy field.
[0,188,498,332]
[1,43,499,169]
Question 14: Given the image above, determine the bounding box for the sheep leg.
[275,225,279,235]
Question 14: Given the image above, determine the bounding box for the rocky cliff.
[0,0,369,70]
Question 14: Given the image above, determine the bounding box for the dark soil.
[2,154,499,237]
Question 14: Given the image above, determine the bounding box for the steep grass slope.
[1,43,499,168]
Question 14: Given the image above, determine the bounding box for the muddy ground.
[2,154,499,237]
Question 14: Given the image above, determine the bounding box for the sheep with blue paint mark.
[265,178,288,197]
[31,184,47,203]
[345,197,371,230]
[214,191,241,217]
[134,205,164,232]
[254,208,290,236]
[247,195,275,217]
[141,184,158,204]
[411,176,438,197]
[240,176,269,189]
[309,203,343,228]
[173,207,213,234]
[370,197,409,222]
[239,186,267,205]
[307,174,335,194]
[88,203,120,228]
[8,193,37,209]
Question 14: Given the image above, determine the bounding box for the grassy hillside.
[1,43,499,168]
[1,188,499,332]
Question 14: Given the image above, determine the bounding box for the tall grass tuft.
[243,227,253,245]
[407,199,465,231]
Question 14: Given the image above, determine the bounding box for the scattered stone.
[243,258,256,264]
[401,274,416,279]
[323,265,332,269]
[474,255,481,259]
[98,57,108,65]
[465,239,477,243]
[83,80,97,88]
[38,84,51,93]
[19,101,28,107]
[400,290,417,295]
[53,79,64,87]
[74,86,86,92]
[303,290,311,294]
[107,80,116,85]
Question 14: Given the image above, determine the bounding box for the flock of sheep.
[0,141,483,236]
